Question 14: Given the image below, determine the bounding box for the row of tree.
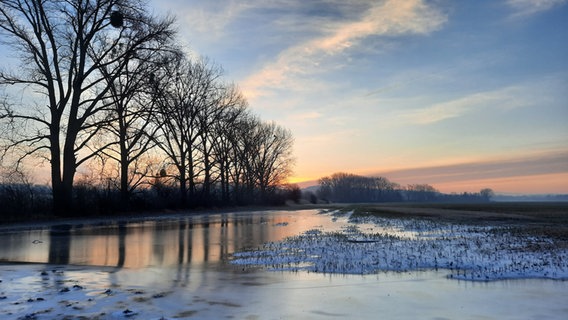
[316,172,495,203]
[0,0,294,216]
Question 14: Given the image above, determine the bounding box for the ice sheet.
[1,264,567,319]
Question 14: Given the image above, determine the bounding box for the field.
[338,202,568,240]
[232,202,568,280]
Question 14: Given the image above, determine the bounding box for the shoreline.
[0,203,333,232]
[1,201,567,233]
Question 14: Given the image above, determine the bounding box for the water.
[0,210,566,319]
[0,210,341,268]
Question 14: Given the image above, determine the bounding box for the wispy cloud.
[396,85,532,125]
[506,0,567,18]
[289,111,323,121]
[160,0,251,40]
[378,149,568,185]
[241,0,447,99]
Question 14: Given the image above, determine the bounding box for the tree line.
[316,172,495,203]
[0,0,295,219]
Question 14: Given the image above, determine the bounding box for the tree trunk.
[120,127,130,210]
[202,139,211,206]
[50,119,70,216]
[120,160,130,209]
[179,156,187,208]
[59,139,77,216]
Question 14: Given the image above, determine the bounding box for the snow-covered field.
[232,210,568,281]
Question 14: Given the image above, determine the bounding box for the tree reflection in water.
[0,210,330,270]
[47,224,71,265]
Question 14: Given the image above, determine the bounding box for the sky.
[147,0,567,194]
[1,0,567,194]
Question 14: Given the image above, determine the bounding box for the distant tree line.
[318,172,402,203]
[0,0,295,220]
[315,172,495,203]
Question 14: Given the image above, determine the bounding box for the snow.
[2,263,567,320]
[231,210,568,281]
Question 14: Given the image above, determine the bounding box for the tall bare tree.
[154,56,222,207]
[197,82,246,205]
[209,86,248,204]
[219,115,295,204]
[0,0,175,215]
[221,111,258,204]
[248,121,294,203]
[98,40,179,209]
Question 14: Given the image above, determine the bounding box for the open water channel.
[0,209,566,319]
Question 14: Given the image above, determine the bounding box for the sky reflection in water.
[0,210,340,268]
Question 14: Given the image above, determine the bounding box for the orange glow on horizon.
[289,148,568,194]
[288,172,568,195]
[286,176,317,185]
[433,173,568,194]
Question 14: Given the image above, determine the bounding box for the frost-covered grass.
[231,210,568,281]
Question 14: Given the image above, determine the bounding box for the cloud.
[396,85,532,125]
[506,0,567,18]
[159,0,250,39]
[241,0,447,100]
[378,149,568,186]
[289,111,323,121]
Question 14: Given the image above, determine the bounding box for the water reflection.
[47,224,71,265]
[0,210,334,269]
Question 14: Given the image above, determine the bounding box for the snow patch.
[232,210,568,281]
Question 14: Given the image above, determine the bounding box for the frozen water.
[1,264,567,319]
[232,210,568,280]
[1,209,567,319]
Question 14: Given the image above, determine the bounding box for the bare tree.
[317,173,400,203]
[198,82,247,205]
[0,0,175,215]
[224,112,258,204]
[153,56,222,207]
[249,121,294,203]
[479,188,495,201]
[97,40,179,209]
[405,184,438,202]
[209,86,248,204]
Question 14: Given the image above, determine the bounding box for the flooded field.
[1,208,567,319]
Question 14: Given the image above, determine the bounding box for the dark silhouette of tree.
[0,0,175,215]
[228,113,260,204]
[250,121,294,202]
[404,184,439,202]
[96,40,179,209]
[207,85,248,204]
[479,188,495,201]
[231,116,294,204]
[195,79,235,205]
[153,56,221,207]
[316,173,498,203]
[318,172,399,203]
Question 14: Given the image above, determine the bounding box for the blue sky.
[150,0,566,193]
[2,0,567,193]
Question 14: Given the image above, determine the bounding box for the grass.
[233,203,568,280]
[340,202,568,221]
[339,202,568,242]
